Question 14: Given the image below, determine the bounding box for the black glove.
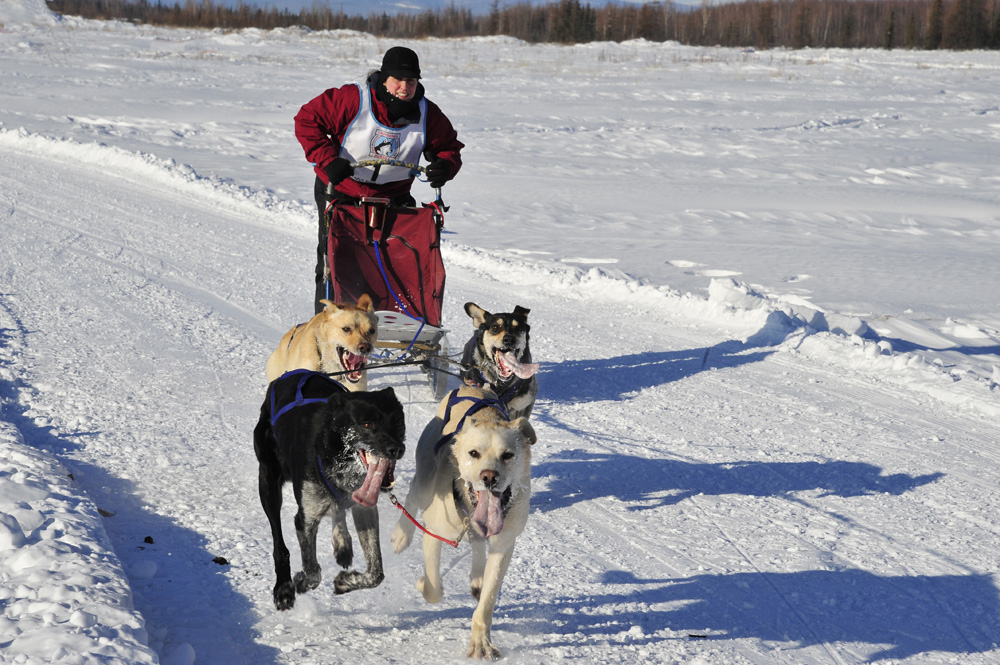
[324,158,354,187]
[424,158,453,188]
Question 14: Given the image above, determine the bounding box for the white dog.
[392,385,536,660]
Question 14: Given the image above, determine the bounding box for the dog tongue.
[352,457,390,507]
[471,490,504,538]
[499,351,539,380]
[344,352,366,371]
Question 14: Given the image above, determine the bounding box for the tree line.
[45,0,1000,50]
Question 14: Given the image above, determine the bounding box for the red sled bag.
[326,198,446,328]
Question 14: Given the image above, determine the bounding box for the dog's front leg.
[469,537,487,600]
[467,546,515,660]
[390,503,416,553]
[331,513,353,568]
[293,505,324,594]
[416,532,444,604]
[333,505,385,593]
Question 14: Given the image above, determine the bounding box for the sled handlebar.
[325,158,444,206]
[350,158,425,176]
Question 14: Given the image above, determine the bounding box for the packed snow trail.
[3,130,1000,664]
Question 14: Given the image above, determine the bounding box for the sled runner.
[322,159,454,399]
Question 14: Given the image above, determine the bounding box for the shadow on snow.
[531,450,944,512]
[503,568,1000,661]
[539,337,773,404]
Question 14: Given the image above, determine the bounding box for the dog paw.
[416,576,443,604]
[293,570,321,594]
[273,582,295,611]
[467,634,501,660]
[391,522,414,553]
[334,570,384,594]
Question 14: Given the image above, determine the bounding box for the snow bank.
[0,129,313,231]
[0,0,59,27]
[0,283,157,663]
[443,245,1000,417]
[0,424,159,664]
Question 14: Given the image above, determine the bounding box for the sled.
[322,159,454,399]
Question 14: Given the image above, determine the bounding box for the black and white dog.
[253,369,405,610]
[460,302,539,420]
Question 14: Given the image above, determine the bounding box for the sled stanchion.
[372,240,426,357]
[324,157,451,398]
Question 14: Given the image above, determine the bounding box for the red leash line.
[390,494,460,548]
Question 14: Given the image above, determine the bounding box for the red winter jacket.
[294,79,464,201]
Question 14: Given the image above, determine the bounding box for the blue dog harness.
[434,389,510,454]
[269,369,347,428]
[267,369,350,503]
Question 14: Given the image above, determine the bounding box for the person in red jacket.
[294,46,464,313]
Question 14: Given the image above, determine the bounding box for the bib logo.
[370,129,400,159]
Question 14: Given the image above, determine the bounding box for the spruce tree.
[943,0,988,48]
[842,5,856,47]
[926,0,944,49]
[884,9,896,49]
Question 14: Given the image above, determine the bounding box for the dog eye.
[361,422,374,430]
[489,323,503,334]
[342,326,352,334]
[468,450,481,459]
[501,451,514,462]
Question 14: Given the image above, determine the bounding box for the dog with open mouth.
[254,369,405,610]
[265,295,379,581]
[460,302,539,420]
[391,385,536,660]
[265,295,377,390]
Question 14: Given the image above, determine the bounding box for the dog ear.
[320,299,343,313]
[511,417,536,446]
[376,387,406,428]
[326,391,347,408]
[357,293,375,313]
[464,302,489,328]
[514,305,530,317]
[376,386,401,409]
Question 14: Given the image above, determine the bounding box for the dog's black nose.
[385,440,405,460]
[480,469,499,489]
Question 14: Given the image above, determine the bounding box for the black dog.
[253,369,405,610]
[460,302,539,420]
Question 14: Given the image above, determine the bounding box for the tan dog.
[265,295,379,571]
[265,295,377,390]
[392,385,536,660]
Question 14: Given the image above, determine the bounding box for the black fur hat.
[381,46,421,80]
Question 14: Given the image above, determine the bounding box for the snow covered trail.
[3,131,1000,664]
[0,137,296,663]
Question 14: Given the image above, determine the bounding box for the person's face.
[384,75,418,101]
